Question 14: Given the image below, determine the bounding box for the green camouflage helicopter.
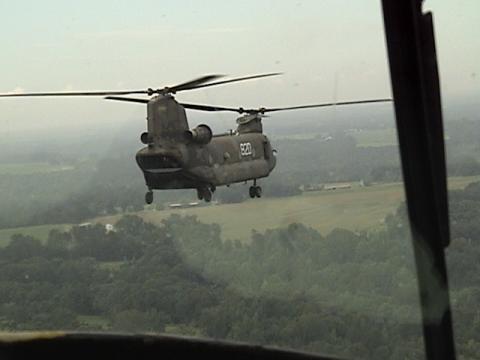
[0,73,390,203]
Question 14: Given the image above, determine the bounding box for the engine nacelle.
[185,124,213,145]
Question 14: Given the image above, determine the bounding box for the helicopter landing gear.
[249,180,262,199]
[204,190,212,202]
[197,187,212,202]
[145,189,154,204]
[249,186,262,198]
[196,188,203,200]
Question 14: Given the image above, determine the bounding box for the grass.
[350,128,397,147]
[95,175,480,243]
[164,324,203,336]
[95,186,400,242]
[1,175,477,246]
[97,261,125,271]
[77,315,109,330]
[448,175,480,189]
[350,127,453,148]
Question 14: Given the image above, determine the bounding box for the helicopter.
[0,73,391,204]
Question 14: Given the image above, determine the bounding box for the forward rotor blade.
[0,73,280,98]
[105,96,149,104]
[261,98,392,113]
[0,90,149,98]
[184,72,282,91]
[0,75,224,98]
[180,103,242,113]
[168,75,224,93]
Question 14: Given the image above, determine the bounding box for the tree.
[1,234,44,261]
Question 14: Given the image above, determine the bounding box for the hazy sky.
[0,0,478,133]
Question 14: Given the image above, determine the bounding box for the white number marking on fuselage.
[240,142,253,157]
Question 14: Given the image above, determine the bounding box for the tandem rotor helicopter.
[0,73,391,204]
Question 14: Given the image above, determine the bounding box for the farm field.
[350,128,397,147]
[0,176,477,246]
[94,175,480,243]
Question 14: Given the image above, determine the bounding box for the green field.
[77,315,109,330]
[95,176,480,243]
[1,176,477,246]
[350,128,398,147]
[350,128,453,148]
[272,128,398,147]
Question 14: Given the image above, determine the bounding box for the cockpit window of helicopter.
[0,1,477,359]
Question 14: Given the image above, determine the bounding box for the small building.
[324,183,352,191]
[169,203,183,209]
[301,184,324,192]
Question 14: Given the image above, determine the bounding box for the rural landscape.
[0,109,480,359]
[1,0,478,358]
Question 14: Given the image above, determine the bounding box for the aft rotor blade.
[180,103,242,113]
[184,73,282,91]
[105,96,149,104]
[0,90,150,98]
[261,98,392,113]
[181,98,392,115]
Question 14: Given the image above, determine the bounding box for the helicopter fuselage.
[136,131,276,191]
[132,94,277,202]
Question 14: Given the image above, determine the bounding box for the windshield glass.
[1,1,476,359]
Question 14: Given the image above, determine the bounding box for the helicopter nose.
[136,152,182,173]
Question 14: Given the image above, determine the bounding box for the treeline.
[0,216,423,359]
[1,183,480,358]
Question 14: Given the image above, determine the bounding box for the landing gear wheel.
[204,190,212,202]
[197,188,212,202]
[249,186,256,199]
[145,191,153,205]
[255,186,262,198]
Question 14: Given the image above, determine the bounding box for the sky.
[0,0,478,134]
